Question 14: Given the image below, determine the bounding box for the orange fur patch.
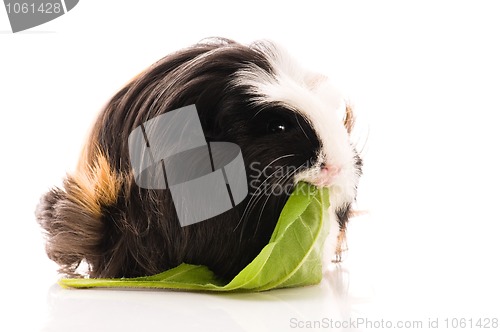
[68,149,122,217]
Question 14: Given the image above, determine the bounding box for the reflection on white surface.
[43,263,371,332]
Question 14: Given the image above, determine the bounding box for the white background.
[1,1,500,331]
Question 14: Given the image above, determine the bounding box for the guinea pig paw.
[332,228,348,263]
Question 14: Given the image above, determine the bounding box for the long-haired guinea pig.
[36,38,363,281]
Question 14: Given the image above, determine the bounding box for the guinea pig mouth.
[294,163,342,189]
[309,164,343,187]
[309,177,337,188]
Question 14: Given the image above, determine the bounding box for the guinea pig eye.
[266,119,287,134]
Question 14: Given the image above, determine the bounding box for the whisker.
[295,113,311,142]
[353,125,370,158]
[251,108,266,120]
[262,154,297,170]
[233,154,297,232]
[252,172,294,237]
[251,161,308,237]
[234,167,285,232]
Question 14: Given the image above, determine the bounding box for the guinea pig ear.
[35,152,123,277]
[344,103,355,134]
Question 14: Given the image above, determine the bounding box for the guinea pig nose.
[320,163,341,177]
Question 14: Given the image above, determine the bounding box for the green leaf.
[59,182,330,292]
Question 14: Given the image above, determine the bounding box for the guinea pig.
[36,38,363,281]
